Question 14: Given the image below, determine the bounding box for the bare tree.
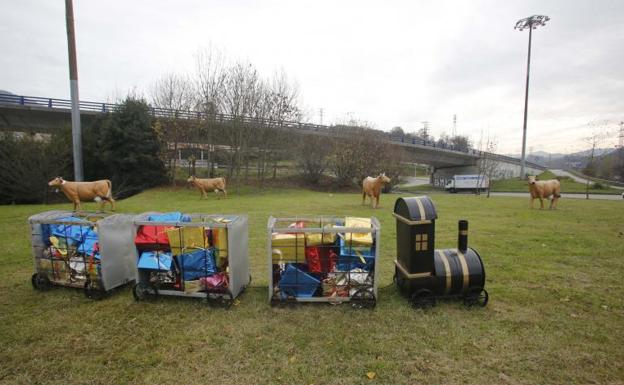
[219,61,263,184]
[297,134,330,184]
[258,71,301,185]
[150,73,195,185]
[195,47,227,177]
[477,136,500,198]
[328,124,406,188]
[583,126,606,199]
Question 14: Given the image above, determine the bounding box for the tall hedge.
[0,131,72,204]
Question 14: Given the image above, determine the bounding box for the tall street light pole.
[65,0,83,181]
[515,14,549,179]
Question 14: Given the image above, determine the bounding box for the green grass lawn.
[1,187,623,384]
[491,171,621,194]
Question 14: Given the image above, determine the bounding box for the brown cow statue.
[527,175,561,209]
[48,177,115,211]
[362,173,391,209]
[187,175,227,199]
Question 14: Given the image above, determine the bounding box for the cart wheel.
[132,282,156,301]
[218,292,234,309]
[351,289,376,309]
[84,279,107,300]
[270,288,282,307]
[464,287,488,307]
[31,273,51,291]
[411,289,436,309]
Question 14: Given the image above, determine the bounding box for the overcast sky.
[1,0,623,154]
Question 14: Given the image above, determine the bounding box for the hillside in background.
[505,148,617,169]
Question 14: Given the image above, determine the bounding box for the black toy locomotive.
[393,196,488,308]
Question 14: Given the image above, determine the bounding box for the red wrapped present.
[305,247,338,273]
[134,225,174,250]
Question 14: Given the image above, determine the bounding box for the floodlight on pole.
[515,14,549,179]
[65,0,83,181]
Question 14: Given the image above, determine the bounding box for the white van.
[445,175,489,193]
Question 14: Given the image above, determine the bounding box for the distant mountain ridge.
[505,148,615,160]
[504,148,617,168]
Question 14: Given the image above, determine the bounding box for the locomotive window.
[415,233,428,251]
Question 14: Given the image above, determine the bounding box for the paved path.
[550,169,624,190]
[397,176,430,187]
[392,190,623,201]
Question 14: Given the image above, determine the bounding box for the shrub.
[592,182,605,190]
[0,131,72,204]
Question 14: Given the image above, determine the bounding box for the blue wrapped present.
[47,216,90,245]
[77,227,99,256]
[339,237,374,257]
[278,264,320,298]
[138,251,173,271]
[337,238,375,271]
[178,248,216,281]
[147,212,191,223]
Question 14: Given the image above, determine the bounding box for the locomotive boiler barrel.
[431,247,485,296]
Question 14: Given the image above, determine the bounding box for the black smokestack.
[458,220,468,252]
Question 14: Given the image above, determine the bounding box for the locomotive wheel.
[31,273,51,291]
[464,287,488,307]
[132,282,157,302]
[411,289,436,309]
[394,266,406,293]
[84,279,107,300]
[351,289,376,309]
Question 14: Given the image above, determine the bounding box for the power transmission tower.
[452,114,457,137]
[319,108,324,125]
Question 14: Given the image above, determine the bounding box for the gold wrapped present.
[271,233,305,263]
[184,280,203,294]
[343,217,373,246]
[305,225,337,246]
[37,259,69,282]
[166,227,208,256]
[212,227,228,268]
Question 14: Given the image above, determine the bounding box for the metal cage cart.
[131,212,249,308]
[393,196,488,308]
[268,216,381,308]
[29,210,136,299]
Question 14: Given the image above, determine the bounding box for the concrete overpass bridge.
[0,93,546,180]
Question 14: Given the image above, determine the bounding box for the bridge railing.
[0,92,546,169]
[387,134,546,169]
[0,93,118,113]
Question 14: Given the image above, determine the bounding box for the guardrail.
[0,92,545,169]
[565,169,624,188]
